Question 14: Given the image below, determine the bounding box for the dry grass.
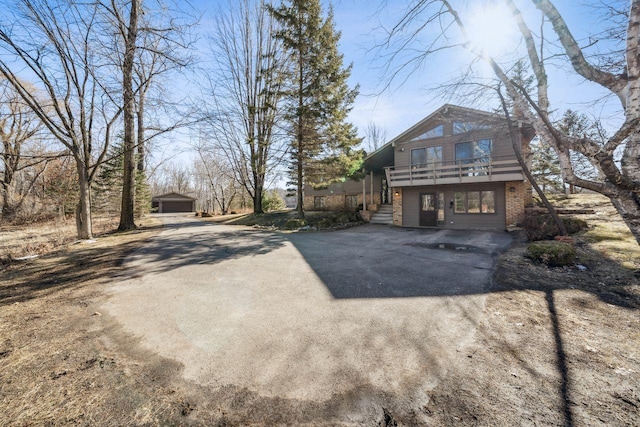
[423,193,640,426]
[547,193,640,269]
[0,216,123,262]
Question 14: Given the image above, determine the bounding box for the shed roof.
[151,192,196,201]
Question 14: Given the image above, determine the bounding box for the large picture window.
[453,191,495,214]
[455,139,492,163]
[411,146,443,169]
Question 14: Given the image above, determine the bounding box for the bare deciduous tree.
[98,0,197,230]
[364,121,387,154]
[0,0,119,239]
[204,0,286,214]
[0,82,44,219]
[193,147,239,215]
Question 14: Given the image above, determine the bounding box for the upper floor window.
[411,146,443,169]
[453,121,492,134]
[410,124,444,141]
[455,139,492,163]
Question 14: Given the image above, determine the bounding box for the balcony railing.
[384,156,524,187]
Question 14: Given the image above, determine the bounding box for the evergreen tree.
[555,110,602,193]
[94,140,150,218]
[94,144,125,214]
[531,138,563,193]
[269,0,362,218]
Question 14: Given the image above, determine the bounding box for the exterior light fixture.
[509,186,516,193]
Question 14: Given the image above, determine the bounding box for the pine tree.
[269,0,362,218]
[555,110,602,194]
[531,138,563,193]
[94,140,150,218]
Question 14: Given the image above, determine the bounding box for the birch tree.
[379,0,640,244]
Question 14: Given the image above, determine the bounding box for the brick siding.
[393,188,402,226]
[505,181,528,227]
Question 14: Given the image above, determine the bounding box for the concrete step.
[369,208,393,224]
[370,219,393,225]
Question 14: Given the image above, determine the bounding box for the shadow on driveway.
[287,224,513,299]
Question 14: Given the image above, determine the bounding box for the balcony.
[385,156,524,187]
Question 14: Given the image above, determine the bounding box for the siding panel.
[402,183,506,230]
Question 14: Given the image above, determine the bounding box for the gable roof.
[388,104,501,146]
[363,104,520,171]
[151,192,196,201]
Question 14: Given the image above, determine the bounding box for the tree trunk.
[1,166,14,220]
[253,181,263,214]
[296,148,304,219]
[75,164,93,240]
[118,0,139,231]
[136,92,145,173]
[610,192,640,245]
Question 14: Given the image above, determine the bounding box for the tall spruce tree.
[269,0,362,218]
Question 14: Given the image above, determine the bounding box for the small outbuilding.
[151,192,196,213]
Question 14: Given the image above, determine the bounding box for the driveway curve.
[102,214,512,425]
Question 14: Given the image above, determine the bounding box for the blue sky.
[324,0,623,141]
[177,0,624,170]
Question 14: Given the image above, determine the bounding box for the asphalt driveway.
[103,214,513,424]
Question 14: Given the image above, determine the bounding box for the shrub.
[284,218,307,229]
[526,241,576,266]
[262,190,286,212]
[524,214,588,241]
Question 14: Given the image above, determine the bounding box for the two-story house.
[304,104,534,230]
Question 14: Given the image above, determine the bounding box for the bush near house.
[524,214,588,241]
[525,240,576,266]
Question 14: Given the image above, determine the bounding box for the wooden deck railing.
[384,156,524,187]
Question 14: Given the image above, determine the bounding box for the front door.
[420,192,438,226]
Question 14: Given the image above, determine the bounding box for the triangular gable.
[397,104,502,144]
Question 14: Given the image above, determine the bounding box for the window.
[410,124,444,141]
[455,139,492,163]
[453,121,491,134]
[482,191,495,213]
[467,192,480,213]
[453,191,496,214]
[314,196,325,209]
[411,146,443,169]
[421,193,435,211]
[345,195,358,208]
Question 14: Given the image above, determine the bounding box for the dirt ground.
[1,196,639,426]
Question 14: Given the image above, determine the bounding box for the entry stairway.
[369,204,393,225]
